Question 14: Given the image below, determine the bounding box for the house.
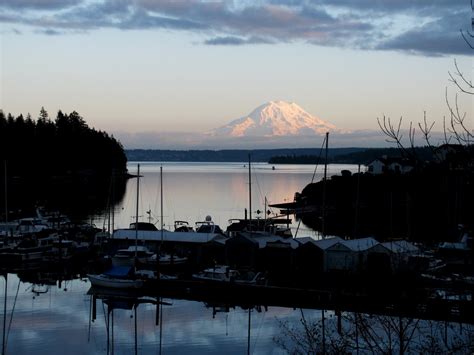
[366,156,414,175]
[366,158,386,175]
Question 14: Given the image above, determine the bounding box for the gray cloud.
[0,0,472,56]
[377,11,472,56]
[205,36,273,45]
[271,0,465,13]
[36,28,63,35]
[0,0,81,10]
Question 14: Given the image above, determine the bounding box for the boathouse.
[325,237,379,272]
[225,233,259,268]
[380,240,419,271]
[295,236,343,275]
[111,229,228,265]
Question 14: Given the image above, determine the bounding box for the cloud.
[1,0,472,56]
[1,0,81,11]
[36,28,63,35]
[377,11,472,56]
[205,36,273,45]
[112,129,409,149]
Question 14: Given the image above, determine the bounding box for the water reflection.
[97,162,356,235]
[1,268,473,354]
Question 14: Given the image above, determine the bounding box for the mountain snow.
[209,101,338,137]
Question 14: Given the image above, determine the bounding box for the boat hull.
[87,274,144,289]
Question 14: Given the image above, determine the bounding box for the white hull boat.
[88,266,145,289]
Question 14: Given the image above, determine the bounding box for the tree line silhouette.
[0,108,127,220]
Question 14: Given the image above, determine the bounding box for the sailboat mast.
[4,160,7,223]
[160,166,163,245]
[2,273,7,355]
[111,169,115,235]
[322,132,329,238]
[135,164,140,257]
[248,154,252,235]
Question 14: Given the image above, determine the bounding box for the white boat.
[88,266,145,289]
[192,265,239,282]
[111,245,154,266]
[192,265,264,284]
[147,253,188,266]
[0,235,58,263]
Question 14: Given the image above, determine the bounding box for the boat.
[195,216,225,234]
[147,252,188,266]
[0,234,58,263]
[192,265,264,284]
[174,220,194,232]
[226,217,292,238]
[87,266,145,289]
[111,245,154,266]
[15,217,50,235]
[43,239,90,262]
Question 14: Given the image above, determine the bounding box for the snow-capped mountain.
[209,101,338,137]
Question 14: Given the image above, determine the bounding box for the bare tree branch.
[448,59,474,95]
[418,111,437,154]
[445,88,473,144]
[460,29,474,49]
[377,115,419,160]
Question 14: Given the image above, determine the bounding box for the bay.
[96,162,361,236]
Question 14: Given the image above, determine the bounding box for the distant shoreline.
[125,147,433,165]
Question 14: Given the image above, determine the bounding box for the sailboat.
[89,164,154,289]
[87,266,145,289]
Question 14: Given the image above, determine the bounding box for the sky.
[0,0,472,148]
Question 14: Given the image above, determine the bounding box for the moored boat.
[87,266,145,289]
[111,245,154,266]
[192,265,264,284]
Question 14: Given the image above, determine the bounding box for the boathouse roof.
[235,232,299,249]
[342,237,379,251]
[381,240,419,253]
[113,229,227,244]
[296,236,344,250]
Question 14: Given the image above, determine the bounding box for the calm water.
[1,271,322,354]
[96,162,361,236]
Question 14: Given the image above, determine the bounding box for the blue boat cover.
[103,266,132,277]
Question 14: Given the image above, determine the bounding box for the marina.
[0,162,473,354]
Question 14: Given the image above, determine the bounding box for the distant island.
[269,146,436,165]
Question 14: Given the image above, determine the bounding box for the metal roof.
[113,229,226,244]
